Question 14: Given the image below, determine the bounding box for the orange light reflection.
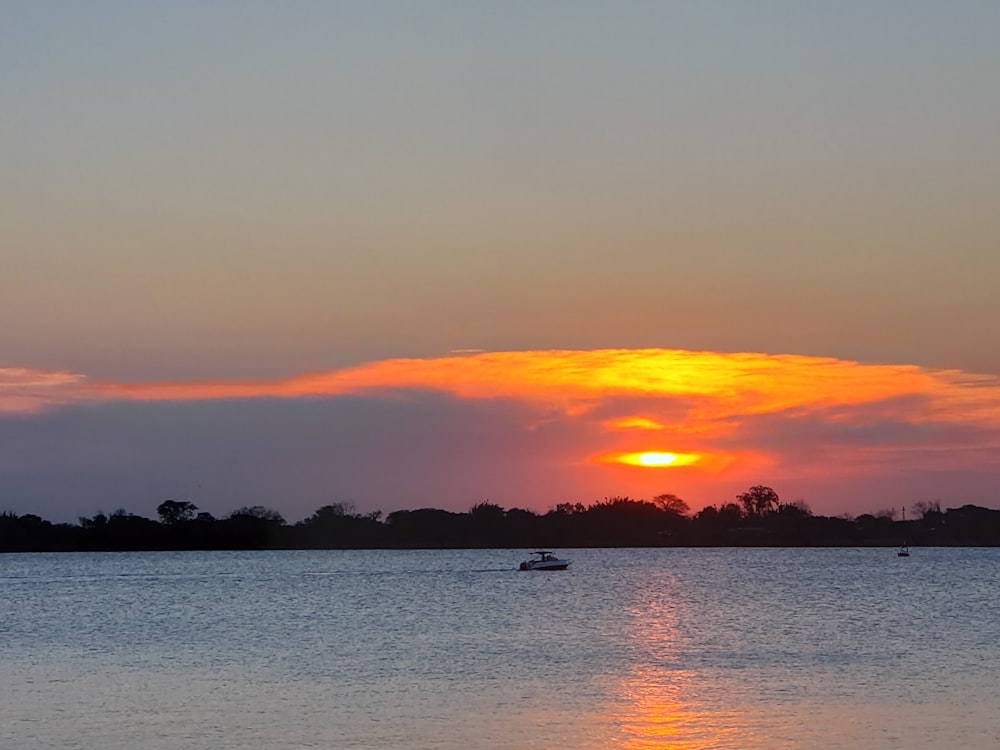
[616,666,751,749]
[608,576,763,749]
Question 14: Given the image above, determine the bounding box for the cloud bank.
[3,349,1000,519]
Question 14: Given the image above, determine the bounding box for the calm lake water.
[1,548,998,749]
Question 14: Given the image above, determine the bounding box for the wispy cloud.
[0,368,89,415]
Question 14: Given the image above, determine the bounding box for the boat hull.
[519,560,570,571]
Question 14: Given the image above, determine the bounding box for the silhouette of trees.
[79,512,108,529]
[5,485,1000,551]
[691,502,743,544]
[779,499,812,516]
[228,506,285,523]
[301,503,355,529]
[0,511,73,551]
[157,500,198,524]
[653,493,690,516]
[574,497,676,546]
[468,501,511,546]
[289,503,384,548]
[220,506,286,549]
[737,485,780,516]
[912,500,942,519]
[505,507,542,546]
[384,508,466,548]
[769,500,814,543]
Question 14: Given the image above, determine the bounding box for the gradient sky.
[3,2,1000,522]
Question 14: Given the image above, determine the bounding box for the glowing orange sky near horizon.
[4,347,1000,491]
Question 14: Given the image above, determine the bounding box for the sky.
[3,2,1000,523]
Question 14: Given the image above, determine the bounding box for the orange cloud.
[7,349,1000,429]
[86,348,948,414]
[606,417,668,431]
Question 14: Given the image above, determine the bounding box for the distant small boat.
[898,507,910,556]
[519,550,570,571]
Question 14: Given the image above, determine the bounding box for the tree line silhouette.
[2,486,999,552]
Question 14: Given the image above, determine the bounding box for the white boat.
[519,550,570,571]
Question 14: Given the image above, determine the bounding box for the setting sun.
[636,452,678,466]
[599,451,704,468]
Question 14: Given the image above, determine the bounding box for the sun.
[595,451,704,468]
[635,452,679,466]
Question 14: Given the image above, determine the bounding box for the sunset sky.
[4,2,1000,522]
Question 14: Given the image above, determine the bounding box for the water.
[1,548,998,749]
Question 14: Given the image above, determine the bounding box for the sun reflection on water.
[608,579,763,750]
[616,664,755,749]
